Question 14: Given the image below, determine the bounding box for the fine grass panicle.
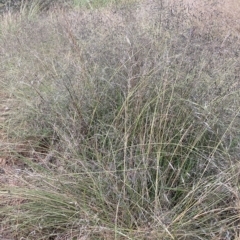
[0,0,240,239]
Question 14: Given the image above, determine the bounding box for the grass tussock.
[0,0,240,239]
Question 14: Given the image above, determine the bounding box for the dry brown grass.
[0,0,240,239]
[170,0,240,37]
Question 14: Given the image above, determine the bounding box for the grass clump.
[0,0,240,239]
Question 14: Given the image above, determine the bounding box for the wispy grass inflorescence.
[0,0,240,239]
